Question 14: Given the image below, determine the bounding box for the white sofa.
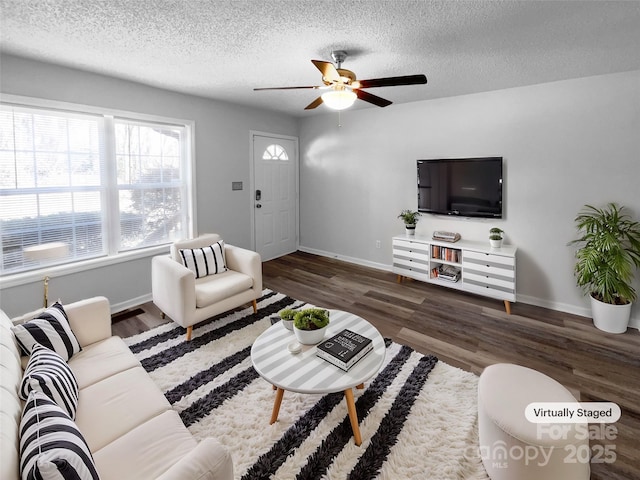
[0,296,233,480]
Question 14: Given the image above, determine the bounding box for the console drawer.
[465,280,516,302]
[392,262,430,282]
[464,250,515,268]
[463,263,515,280]
[464,271,515,290]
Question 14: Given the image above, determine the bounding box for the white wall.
[298,70,640,326]
[2,56,639,327]
[0,54,298,317]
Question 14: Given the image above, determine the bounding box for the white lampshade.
[321,90,357,110]
[23,242,68,261]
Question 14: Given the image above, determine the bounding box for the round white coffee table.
[251,309,385,446]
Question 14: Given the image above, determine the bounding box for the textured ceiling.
[1,0,639,116]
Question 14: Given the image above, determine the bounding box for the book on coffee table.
[316,329,373,371]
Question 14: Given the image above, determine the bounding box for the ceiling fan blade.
[254,86,319,91]
[358,74,427,89]
[311,60,340,83]
[356,89,392,107]
[304,96,324,110]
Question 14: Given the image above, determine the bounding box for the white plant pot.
[405,225,416,236]
[293,325,328,345]
[281,319,294,331]
[489,238,503,248]
[590,295,632,334]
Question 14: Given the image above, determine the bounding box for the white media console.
[392,235,517,313]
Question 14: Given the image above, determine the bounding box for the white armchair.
[152,234,262,340]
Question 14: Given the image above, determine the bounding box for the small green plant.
[569,203,640,305]
[489,227,504,240]
[279,309,296,321]
[293,308,330,330]
[398,209,421,225]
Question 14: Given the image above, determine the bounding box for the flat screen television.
[417,157,503,218]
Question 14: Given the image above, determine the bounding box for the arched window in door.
[262,143,289,161]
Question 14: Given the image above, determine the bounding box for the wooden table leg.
[344,388,362,446]
[356,383,364,389]
[270,388,285,424]
[504,300,512,315]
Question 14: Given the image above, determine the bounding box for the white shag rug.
[124,290,489,480]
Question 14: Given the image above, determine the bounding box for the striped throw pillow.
[19,344,79,419]
[11,302,81,361]
[19,391,100,480]
[179,241,227,278]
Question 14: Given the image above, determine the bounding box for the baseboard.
[297,246,640,332]
[297,246,392,273]
[111,293,152,314]
[514,293,590,317]
[516,294,640,332]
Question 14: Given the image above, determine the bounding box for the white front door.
[252,133,298,261]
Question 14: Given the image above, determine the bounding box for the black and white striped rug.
[125,290,488,480]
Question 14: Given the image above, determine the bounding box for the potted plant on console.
[569,203,640,334]
[489,227,504,248]
[398,209,421,236]
[293,308,330,345]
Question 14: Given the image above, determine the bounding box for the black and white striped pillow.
[19,344,79,419]
[19,390,100,480]
[179,241,227,278]
[11,302,81,361]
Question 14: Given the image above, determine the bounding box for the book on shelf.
[431,245,461,263]
[316,329,373,371]
[431,266,439,279]
[436,264,461,282]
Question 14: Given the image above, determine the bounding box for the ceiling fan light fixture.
[255,51,426,110]
[321,89,357,110]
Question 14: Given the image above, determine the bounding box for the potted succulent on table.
[489,227,504,248]
[293,308,330,345]
[398,209,421,236]
[569,203,640,334]
[279,309,296,330]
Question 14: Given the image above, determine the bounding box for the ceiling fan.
[254,50,427,111]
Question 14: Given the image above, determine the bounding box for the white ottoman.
[478,364,590,480]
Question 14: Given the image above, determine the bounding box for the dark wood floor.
[114,251,640,480]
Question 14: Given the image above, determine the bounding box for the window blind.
[114,119,187,251]
[0,103,192,275]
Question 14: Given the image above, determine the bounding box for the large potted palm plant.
[569,203,640,333]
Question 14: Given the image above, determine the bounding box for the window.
[262,144,289,161]
[115,120,186,250]
[0,101,193,275]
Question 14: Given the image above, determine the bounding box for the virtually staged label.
[525,402,621,423]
